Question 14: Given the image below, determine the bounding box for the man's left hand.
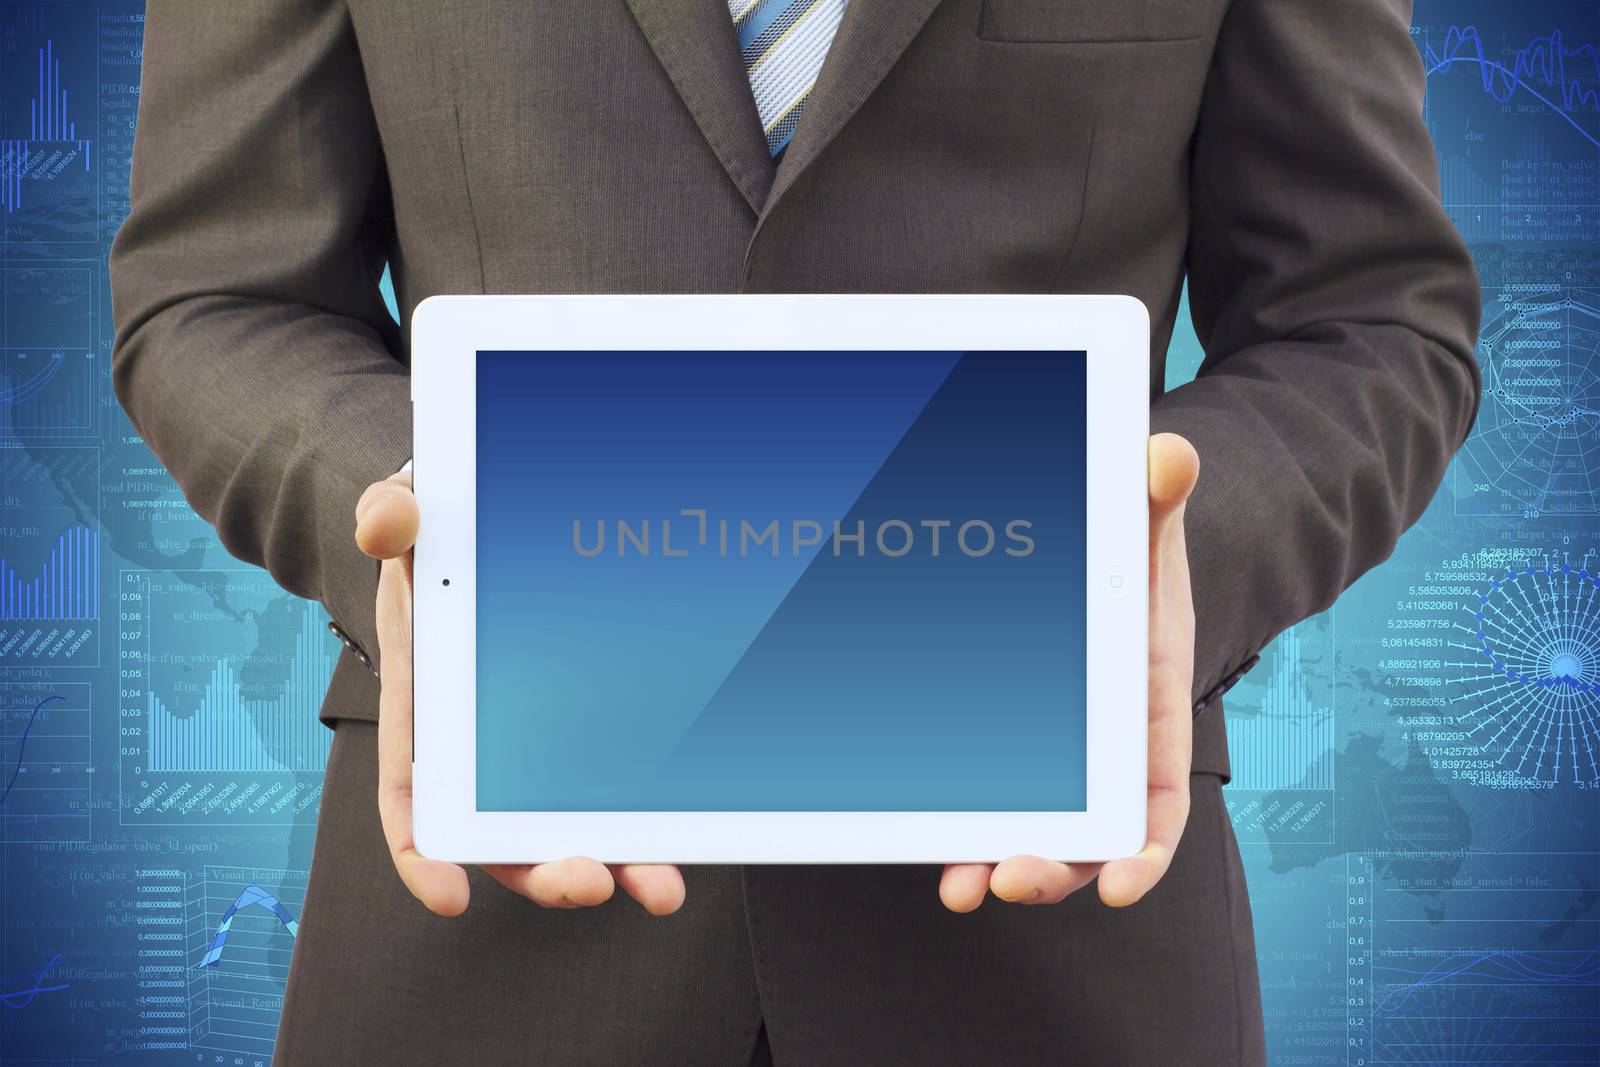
[939,432,1200,911]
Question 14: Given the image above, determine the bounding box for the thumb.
[356,472,419,560]
[1149,433,1199,527]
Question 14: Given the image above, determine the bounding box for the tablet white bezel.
[411,294,1149,863]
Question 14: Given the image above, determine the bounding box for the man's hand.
[354,471,687,917]
[939,433,1200,912]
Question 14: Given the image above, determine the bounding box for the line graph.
[1375,943,1600,1015]
[1422,23,1600,243]
[197,885,299,968]
[0,693,61,806]
[0,351,61,403]
[0,349,97,438]
[0,953,68,1009]
[1346,852,1600,1066]
[1423,26,1600,148]
[0,681,90,839]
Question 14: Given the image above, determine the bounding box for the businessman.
[110,0,1480,1063]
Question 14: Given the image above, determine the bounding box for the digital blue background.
[0,1,1596,1062]
[476,350,1088,811]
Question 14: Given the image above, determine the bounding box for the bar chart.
[145,605,332,775]
[0,36,94,217]
[0,523,97,620]
[0,446,101,666]
[119,570,336,826]
[1226,622,1338,792]
[1224,617,1339,845]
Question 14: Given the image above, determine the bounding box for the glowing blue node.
[1549,651,1583,680]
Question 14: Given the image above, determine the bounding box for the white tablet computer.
[410,295,1148,864]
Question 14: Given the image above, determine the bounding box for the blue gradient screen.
[475,350,1087,811]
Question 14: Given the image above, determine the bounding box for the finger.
[374,554,469,916]
[378,793,470,916]
[1148,432,1199,522]
[611,864,687,916]
[1118,431,1198,909]
[1149,433,1197,680]
[990,855,1097,905]
[356,472,419,560]
[1145,584,1194,813]
[939,863,995,913]
[1098,775,1187,907]
[484,858,616,909]
[1104,672,1191,907]
[1102,649,1193,908]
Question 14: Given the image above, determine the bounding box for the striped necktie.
[728,0,849,156]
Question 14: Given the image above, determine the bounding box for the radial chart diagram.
[1455,560,1600,786]
[1455,291,1600,517]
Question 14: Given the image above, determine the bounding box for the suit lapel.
[760,0,945,225]
[625,0,777,212]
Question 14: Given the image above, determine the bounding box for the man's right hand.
[354,471,687,917]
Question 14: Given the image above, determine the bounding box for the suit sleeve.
[110,0,408,676]
[1156,0,1482,712]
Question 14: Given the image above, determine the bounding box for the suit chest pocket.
[978,0,1212,43]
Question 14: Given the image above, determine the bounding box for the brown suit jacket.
[109,1,1479,1061]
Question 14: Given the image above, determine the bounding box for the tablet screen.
[475,349,1087,812]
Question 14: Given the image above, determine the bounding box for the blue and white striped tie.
[728,0,849,156]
